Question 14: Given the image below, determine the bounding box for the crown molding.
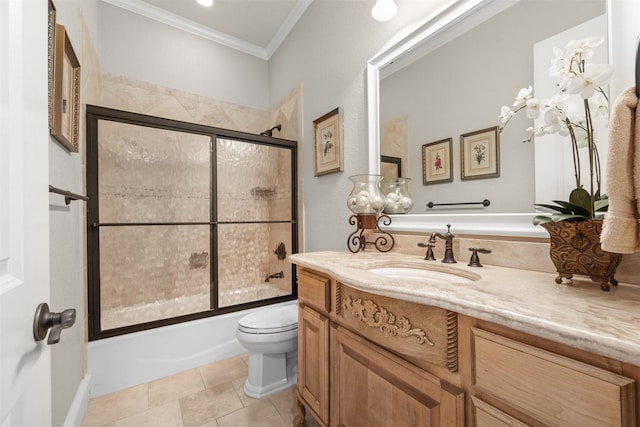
[102,0,308,60]
[265,0,313,58]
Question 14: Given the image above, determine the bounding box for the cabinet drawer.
[472,328,635,427]
[472,397,530,427]
[297,269,330,314]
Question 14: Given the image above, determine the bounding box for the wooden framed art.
[380,155,402,179]
[51,24,80,152]
[48,0,56,130]
[460,126,500,180]
[422,138,453,185]
[313,107,343,176]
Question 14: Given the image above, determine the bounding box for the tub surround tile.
[289,251,640,366]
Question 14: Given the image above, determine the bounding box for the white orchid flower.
[543,107,566,134]
[565,36,604,61]
[589,92,609,118]
[525,98,542,119]
[572,126,589,148]
[513,86,532,108]
[546,93,568,109]
[499,106,515,126]
[565,63,613,99]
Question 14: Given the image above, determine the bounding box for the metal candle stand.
[347,213,394,253]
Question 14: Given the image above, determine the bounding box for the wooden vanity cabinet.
[295,267,638,427]
[296,269,331,426]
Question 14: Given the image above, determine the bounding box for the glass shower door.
[95,120,213,331]
[216,138,296,308]
[87,106,298,339]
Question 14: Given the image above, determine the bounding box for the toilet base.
[243,351,298,399]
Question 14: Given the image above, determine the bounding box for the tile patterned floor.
[82,355,320,427]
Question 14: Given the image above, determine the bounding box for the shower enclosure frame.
[85,105,299,341]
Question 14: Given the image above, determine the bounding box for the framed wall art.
[460,126,500,180]
[51,24,80,152]
[380,155,402,179]
[48,0,56,129]
[313,107,343,176]
[422,138,453,185]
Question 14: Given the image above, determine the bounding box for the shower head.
[260,124,282,137]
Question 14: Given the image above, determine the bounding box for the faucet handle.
[417,242,436,260]
[468,247,491,267]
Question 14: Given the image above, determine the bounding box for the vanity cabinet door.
[298,305,330,425]
[331,326,464,427]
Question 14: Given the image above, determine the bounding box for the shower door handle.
[33,303,76,345]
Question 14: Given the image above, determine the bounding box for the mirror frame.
[367,0,610,238]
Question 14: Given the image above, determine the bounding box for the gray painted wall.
[268,0,451,252]
[48,1,98,425]
[97,2,270,110]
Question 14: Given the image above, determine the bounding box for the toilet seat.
[237,304,298,334]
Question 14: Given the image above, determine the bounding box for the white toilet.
[236,303,298,398]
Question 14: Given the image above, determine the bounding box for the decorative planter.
[540,219,622,291]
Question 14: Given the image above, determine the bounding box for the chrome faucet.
[429,224,456,263]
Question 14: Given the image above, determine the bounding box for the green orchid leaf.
[532,215,553,225]
[551,200,591,218]
[569,187,592,210]
[595,198,609,212]
[550,213,588,222]
[533,203,573,215]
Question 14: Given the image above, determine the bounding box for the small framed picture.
[313,107,343,176]
[422,138,453,185]
[380,155,402,179]
[51,24,81,152]
[460,126,500,180]
[48,0,56,130]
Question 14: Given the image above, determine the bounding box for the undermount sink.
[368,267,475,284]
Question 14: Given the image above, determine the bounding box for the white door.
[0,1,53,426]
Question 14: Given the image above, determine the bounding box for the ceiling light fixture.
[371,0,397,22]
[196,0,214,7]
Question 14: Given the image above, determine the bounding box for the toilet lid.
[238,304,298,334]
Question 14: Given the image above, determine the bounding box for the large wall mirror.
[368,0,611,237]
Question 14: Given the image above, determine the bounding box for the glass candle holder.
[346,174,384,215]
[381,177,414,214]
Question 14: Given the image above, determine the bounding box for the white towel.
[601,87,640,253]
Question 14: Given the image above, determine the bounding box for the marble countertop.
[289,251,640,366]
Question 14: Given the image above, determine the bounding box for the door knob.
[33,303,76,345]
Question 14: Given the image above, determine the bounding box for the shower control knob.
[33,303,76,345]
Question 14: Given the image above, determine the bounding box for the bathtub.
[87,300,296,397]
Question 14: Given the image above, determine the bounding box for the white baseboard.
[63,374,91,427]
